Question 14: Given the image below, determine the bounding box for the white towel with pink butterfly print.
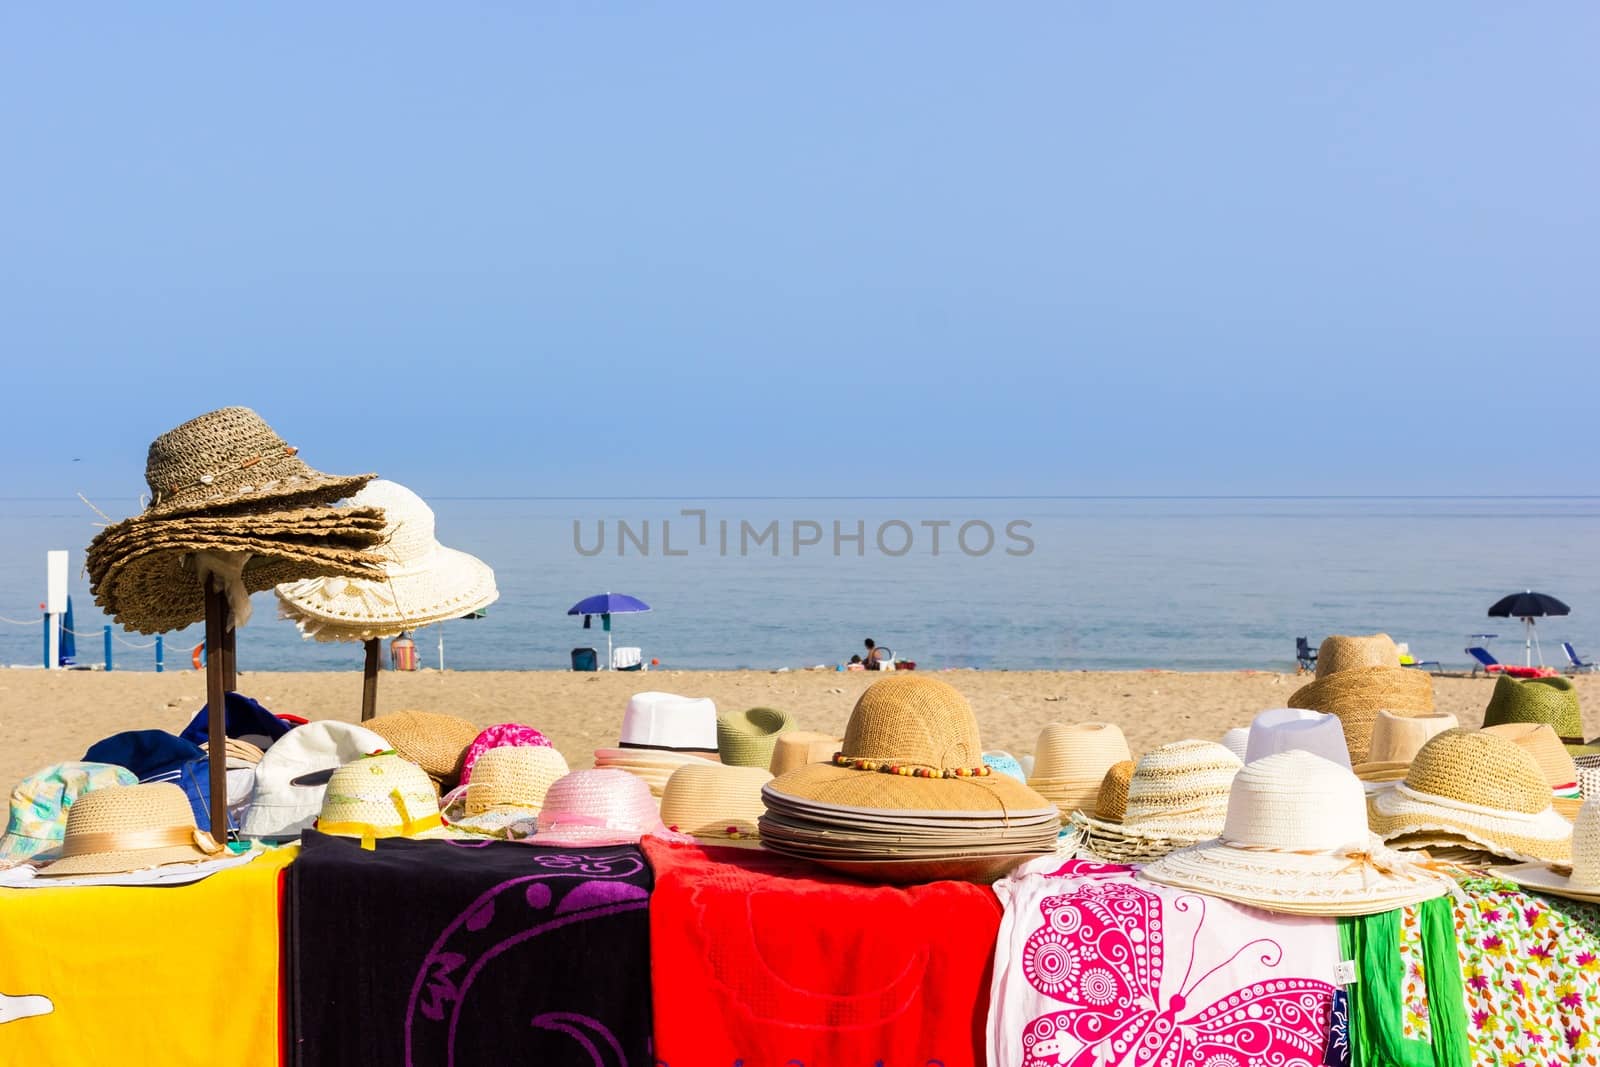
[989,857,1341,1067]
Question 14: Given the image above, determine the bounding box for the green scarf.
[1338,898,1468,1067]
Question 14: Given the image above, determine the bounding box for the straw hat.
[1141,752,1452,916]
[524,769,691,847]
[1315,634,1401,678]
[769,732,842,777]
[1092,760,1135,823]
[1352,711,1460,782]
[1483,723,1582,815]
[199,738,266,769]
[1483,674,1598,756]
[1501,799,1600,903]
[448,747,571,836]
[1287,665,1434,763]
[620,692,718,756]
[765,676,1053,816]
[591,747,717,800]
[659,763,772,844]
[1219,727,1250,762]
[317,754,445,846]
[716,707,795,768]
[1368,729,1573,864]
[274,480,499,642]
[239,720,389,840]
[365,710,481,790]
[458,723,554,785]
[0,763,139,866]
[35,783,229,877]
[1244,708,1351,767]
[1027,722,1133,820]
[1067,741,1242,862]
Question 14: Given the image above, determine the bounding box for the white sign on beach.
[46,550,68,615]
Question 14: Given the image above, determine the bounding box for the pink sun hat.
[459,723,553,785]
[523,769,692,847]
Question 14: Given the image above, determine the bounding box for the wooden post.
[220,623,238,692]
[203,580,230,843]
[361,638,380,721]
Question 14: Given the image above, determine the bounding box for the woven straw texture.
[365,710,480,789]
[1315,633,1401,678]
[458,723,553,785]
[1288,665,1435,764]
[1483,723,1579,792]
[274,480,499,641]
[462,747,570,816]
[1093,760,1135,822]
[592,748,718,801]
[38,783,220,877]
[318,754,442,838]
[715,707,795,768]
[1367,728,1573,864]
[1027,722,1132,821]
[1066,740,1242,862]
[1483,674,1592,752]
[141,407,373,517]
[1220,727,1249,761]
[659,763,772,841]
[768,732,842,777]
[87,506,386,565]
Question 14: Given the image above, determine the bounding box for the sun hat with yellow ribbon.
[316,753,446,849]
[35,783,230,877]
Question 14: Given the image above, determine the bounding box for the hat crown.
[464,747,569,814]
[144,407,288,504]
[1484,674,1582,738]
[659,763,771,836]
[64,782,195,837]
[1125,740,1242,826]
[841,676,982,771]
[1405,729,1550,813]
[349,480,438,564]
[1222,752,1367,851]
[1245,709,1350,766]
[320,754,438,831]
[536,769,660,834]
[1573,800,1600,888]
[1315,633,1400,678]
[1030,722,1132,779]
[1366,711,1459,765]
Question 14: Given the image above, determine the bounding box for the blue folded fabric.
[179,692,290,749]
[84,729,204,782]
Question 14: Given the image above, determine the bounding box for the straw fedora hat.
[1068,740,1242,862]
[591,747,717,800]
[765,676,1054,816]
[365,710,481,790]
[1352,711,1460,782]
[716,707,795,768]
[36,783,229,877]
[316,754,445,846]
[1288,665,1434,764]
[1483,723,1582,816]
[1502,799,1600,903]
[1314,634,1401,678]
[1141,752,1452,917]
[769,732,842,777]
[1092,760,1135,823]
[659,763,772,845]
[524,769,692,847]
[1483,674,1598,756]
[1244,708,1351,767]
[274,480,499,642]
[1027,722,1133,821]
[1368,729,1573,864]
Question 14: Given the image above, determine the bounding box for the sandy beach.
[4,666,1598,795]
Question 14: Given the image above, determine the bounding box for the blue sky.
[2,5,1596,507]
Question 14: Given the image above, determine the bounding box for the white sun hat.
[1502,798,1600,903]
[274,480,498,641]
[239,720,390,840]
[1220,727,1250,762]
[1066,740,1242,863]
[1140,751,1453,916]
[1245,708,1352,768]
[619,692,718,756]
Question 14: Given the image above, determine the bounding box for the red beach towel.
[643,839,1003,1067]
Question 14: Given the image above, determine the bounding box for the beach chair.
[570,647,599,672]
[1565,642,1598,674]
[1295,637,1317,673]
[612,646,643,671]
[1466,646,1555,679]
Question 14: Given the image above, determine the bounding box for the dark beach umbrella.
[1488,590,1570,667]
[567,592,651,669]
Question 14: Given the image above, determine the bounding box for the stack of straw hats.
[1067,740,1242,863]
[522,769,691,847]
[1482,723,1583,817]
[449,747,571,837]
[1026,722,1133,824]
[1503,799,1600,903]
[592,748,717,803]
[1288,634,1434,763]
[1367,729,1572,864]
[274,479,498,642]
[87,407,385,634]
[1351,711,1459,785]
[716,707,795,768]
[316,753,447,847]
[34,783,229,877]
[364,710,481,791]
[1141,752,1452,916]
[659,763,772,846]
[1482,674,1599,756]
[760,676,1060,883]
[767,732,841,777]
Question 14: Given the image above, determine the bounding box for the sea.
[2,496,1597,675]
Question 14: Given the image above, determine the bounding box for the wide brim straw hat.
[36,783,229,877]
[365,710,482,790]
[1140,751,1452,916]
[1368,728,1573,864]
[1483,723,1581,797]
[274,480,498,641]
[523,769,693,847]
[199,738,267,770]
[1353,711,1461,781]
[768,732,842,777]
[87,506,388,569]
[659,763,772,845]
[1067,740,1242,862]
[1483,674,1599,756]
[0,762,140,866]
[1501,799,1600,903]
[1027,721,1133,820]
[461,746,571,818]
[1315,633,1401,678]
[1288,665,1435,764]
[1092,760,1135,823]
[592,747,718,800]
[136,407,374,518]
[317,754,446,845]
[764,676,1054,817]
[716,707,796,768]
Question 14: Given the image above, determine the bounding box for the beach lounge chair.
[1466,646,1555,679]
[1565,642,1598,674]
[570,647,599,672]
[612,646,643,671]
[1295,637,1317,673]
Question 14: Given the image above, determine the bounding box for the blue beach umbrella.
[567,593,651,669]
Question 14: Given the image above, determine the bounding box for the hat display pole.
[203,579,230,843]
[361,638,380,721]
[220,624,238,692]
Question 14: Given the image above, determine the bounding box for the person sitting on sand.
[863,638,890,671]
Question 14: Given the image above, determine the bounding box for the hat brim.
[1367,786,1572,864]
[140,469,375,519]
[274,543,499,640]
[36,841,221,877]
[790,850,1050,885]
[766,761,1054,817]
[1498,861,1600,903]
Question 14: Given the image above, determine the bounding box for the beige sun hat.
[1315,633,1402,678]
[1353,711,1460,782]
[1141,751,1453,916]
[1219,727,1250,762]
[1092,760,1136,823]
[274,480,499,642]
[1483,723,1583,817]
[1367,728,1573,864]
[461,747,570,817]
[365,710,481,791]
[1027,722,1133,821]
[1502,799,1600,903]
[1067,740,1243,862]
[660,763,772,845]
[715,707,795,768]
[316,753,445,846]
[768,731,842,777]
[36,783,229,877]
[1288,665,1435,764]
[592,747,717,802]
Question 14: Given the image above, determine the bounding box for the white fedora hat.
[1245,708,1351,767]
[619,692,718,755]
